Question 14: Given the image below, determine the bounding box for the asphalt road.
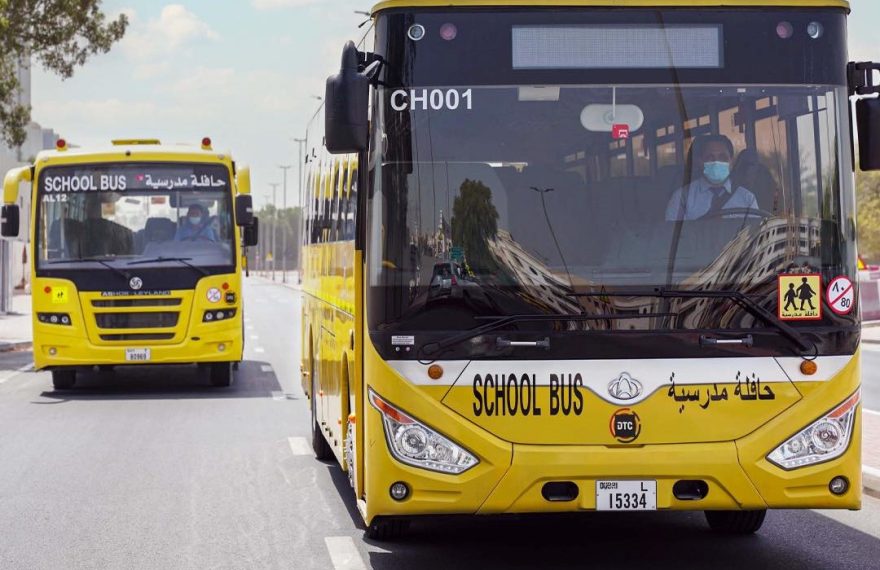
[859,344,880,412]
[1,278,879,569]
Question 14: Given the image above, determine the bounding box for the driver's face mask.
[703,161,731,185]
[188,216,202,226]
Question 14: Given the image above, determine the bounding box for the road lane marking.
[324,537,367,570]
[0,363,34,385]
[254,347,265,354]
[865,465,880,479]
[865,409,880,417]
[260,364,273,373]
[250,335,259,340]
[288,437,312,456]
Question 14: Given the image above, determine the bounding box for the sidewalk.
[0,293,32,352]
[248,270,302,291]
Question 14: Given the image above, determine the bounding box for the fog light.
[218,343,226,352]
[48,347,57,356]
[829,476,849,496]
[50,315,58,324]
[61,316,70,325]
[216,311,225,320]
[390,482,410,501]
[205,312,214,321]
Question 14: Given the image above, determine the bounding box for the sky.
[30,0,880,210]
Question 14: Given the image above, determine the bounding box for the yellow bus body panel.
[372,0,850,14]
[360,347,860,522]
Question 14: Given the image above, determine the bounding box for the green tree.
[451,179,499,272]
[0,2,128,146]
[857,169,880,261]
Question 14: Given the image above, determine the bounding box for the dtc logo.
[610,408,642,443]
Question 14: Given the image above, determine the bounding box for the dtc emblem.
[608,372,642,401]
[610,408,642,443]
[129,277,143,291]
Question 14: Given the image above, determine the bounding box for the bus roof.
[371,0,850,14]
[34,143,231,165]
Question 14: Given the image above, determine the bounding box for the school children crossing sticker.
[778,274,822,321]
[827,276,855,315]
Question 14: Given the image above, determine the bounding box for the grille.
[92,299,182,308]
[100,333,176,342]
[95,312,179,329]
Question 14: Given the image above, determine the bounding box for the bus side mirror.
[1,204,19,238]
[856,98,880,171]
[243,216,259,247]
[236,194,254,227]
[325,41,369,154]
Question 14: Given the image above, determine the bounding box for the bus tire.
[209,362,234,387]
[52,369,76,390]
[311,374,333,460]
[365,517,409,541]
[704,510,767,534]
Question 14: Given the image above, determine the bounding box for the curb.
[0,340,32,353]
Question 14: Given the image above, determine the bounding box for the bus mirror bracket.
[1,204,19,238]
[235,194,254,227]
[242,216,259,248]
[848,61,880,171]
[325,41,370,154]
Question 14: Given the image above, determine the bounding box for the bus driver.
[665,134,760,221]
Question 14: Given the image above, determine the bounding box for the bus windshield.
[367,83,855,333]
[36,163,235,270]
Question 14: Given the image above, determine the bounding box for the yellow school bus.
[302,0,876,539]
[0,138,258,388]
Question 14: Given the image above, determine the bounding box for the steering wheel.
[700,207,774,220]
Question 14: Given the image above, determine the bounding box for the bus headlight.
[369,389,478,474]
[767,391,859,470]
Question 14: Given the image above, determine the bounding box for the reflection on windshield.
[368,85,854,331]
[37,164,235,269]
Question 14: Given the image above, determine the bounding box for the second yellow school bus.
[301,0,871,539]
[1,138,258,388]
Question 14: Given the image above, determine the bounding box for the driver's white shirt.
[665,178,759,221]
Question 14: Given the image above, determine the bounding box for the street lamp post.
[292,137,306,285]
[269,183,280,281]
[279,165,292,284]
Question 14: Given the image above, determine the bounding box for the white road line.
[287,437,313,456]
[324,537,367,570]
[865,408,880,417]
[260,364,273,373]
[250,335,259,340]
[254,347,265,354]
[865,465,880,479]
[0,363,34,385]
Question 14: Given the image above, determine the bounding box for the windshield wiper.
[419,312,677,359]
[127,257,209,277]
[47,258,131,282]
[567,288,815,354]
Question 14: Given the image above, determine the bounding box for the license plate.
[125,348,151,362]
[596,480,657,511]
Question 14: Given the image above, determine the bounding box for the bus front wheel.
[704,510,767,534]
[52,369,76,390]
[365,517,409,541]
[209,362,234,387]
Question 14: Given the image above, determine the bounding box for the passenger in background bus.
[175,204,218,242]
[665,134,759,221]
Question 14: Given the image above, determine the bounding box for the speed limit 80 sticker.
[827,276,855,315]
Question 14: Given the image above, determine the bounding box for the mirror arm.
[848,61,880,97]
